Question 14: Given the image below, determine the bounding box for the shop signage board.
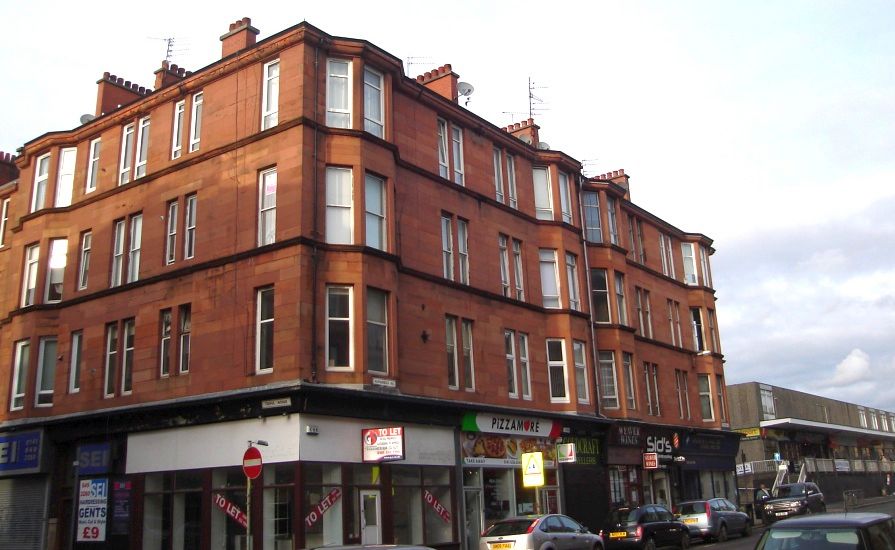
[362,427,405,462]
[642,453,659,470]
[0,429,43,474]
[77,442,111,475]
[243,446,263,479]
[460,432,558,467]
[77,478,108,542]
[461,412,562,438]
[522,452,544,487]
[557,443,576,463]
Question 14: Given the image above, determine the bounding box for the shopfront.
[126,414,459,550]
[676,432,739,503]
[459,412,562,550]
[606,424,678,508]
[0,429,48,550]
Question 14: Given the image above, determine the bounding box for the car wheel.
[643,538,657,550]
[680,533,690,549]
[717,524,728,543]
[742,521,752,537]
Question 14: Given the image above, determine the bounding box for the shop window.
[513,468,558,515]
[143,471,203,550]
[211,467,248,550]
[263,464,294,550]
[304,463,344,548]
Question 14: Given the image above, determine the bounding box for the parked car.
[673,497,751,542]
[479,514,604,550]
[599,504,689,549]
[761,482,826,523]
[754,512,895,549]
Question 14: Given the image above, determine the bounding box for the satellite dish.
[537,142,551,150]
[79,114,96,124]
[518,134,532,145]
[457,82,475,96]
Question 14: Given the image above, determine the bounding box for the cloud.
[827,349,872,386]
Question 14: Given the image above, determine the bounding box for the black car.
[599,504,690,549]
[760,482,826,523]
[754,512,895,549]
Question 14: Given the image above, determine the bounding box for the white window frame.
[691,307,705,351]
[256,286,275,373]
[21,244,40,306]
[326,58,352,128]
[660,234,676,279]
[565,252,580,311]
[532,167,553,220]
[75,231,91,290]
[458,219,469,285]
[512,238,525,300]
[445,316,459,390]
[591,268,611,323]
[189,92,203,153]
[607,197,619,245]
[364,173,386,251]
[623,352,636,410]
[441,215,454,280]
[505,329,518,398]
[366,288,388,375]
[716,374,727,423]
[643,289,653,338]
[110,220,124,287]
[546,339,569,403]
[134,117,150,179]
[461,319,475,391]
[31,153,51,212]
[559,172,572,224]
[700,244,713,287]
[451,126,465,185]
[436,119,449,179]
[35,336,57,407]
[86,138,101,193]
[258,168,277,246]
[127,214,142,283]
[0,197,9,247]
[326,167,354,244]
[104,323,118,398]
[708,309,719,352]
[506,154,518,209]
[682,242,698,285]
[44,238,68,303]
[698,373,715,421]
[598,350,619,409]
[262,60,280,130]
[498,235,510,297]
[539,249,560,308]
[166,200,178,265]
[582,191,602,243]
[69,331,83,393]
[10,340,30,410]
[121,318,135,395]
[160,309,172,377]
[178,304,191,374]
[172,99,186,159]
[54,147,77,207]
[326,286,353,371]
[493,148,504,203]
[675,370,690,419]
[519,333,531,399]
[184,194,197,259]
[573,340,589,404]
[614,272,627,325]
[363,67,384,137]
[119,123,135,185]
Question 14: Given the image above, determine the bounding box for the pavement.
[826,494,895,513]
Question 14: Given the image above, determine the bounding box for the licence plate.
[490,543,513,549]
[776,512,788,517]
[609,531,628,539]
[683,518,698,524]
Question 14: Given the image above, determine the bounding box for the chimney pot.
[220,16,259,58]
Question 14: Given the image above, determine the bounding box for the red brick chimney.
[220,17,259,58]
[154,60,191,90]
[0,151,18,185]
[95,73,151,117]
[503,118,541,148]
[597,169,630,200]
[416,64,459,102]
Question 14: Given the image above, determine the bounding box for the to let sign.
[213,493,247,528]
[362,427,405,463]
[643,452,659,470]
[305,488,342,528]
[423,490,451,523]
[243,446,262,479]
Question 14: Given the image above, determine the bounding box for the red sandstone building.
[0,18,737,550]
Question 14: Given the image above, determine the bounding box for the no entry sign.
[243,446,263,479]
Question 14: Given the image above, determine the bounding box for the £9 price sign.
[77,478,109,542]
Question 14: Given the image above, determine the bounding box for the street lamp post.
[246,440,268,550]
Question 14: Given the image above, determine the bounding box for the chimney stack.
[154,60,191,90]
[0,151,18,185]
[503,118,541,148]
[597,169,630,200]
[416,64,459,103]
[95,72,151,117]
[220,17,259,58]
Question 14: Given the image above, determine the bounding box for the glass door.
[360,490,381,544]
[464,490,483,550]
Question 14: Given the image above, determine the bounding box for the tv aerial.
[457,81,474,106]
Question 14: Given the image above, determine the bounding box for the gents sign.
[77,478,108,542]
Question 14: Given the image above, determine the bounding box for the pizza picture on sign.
[482,436,506,458]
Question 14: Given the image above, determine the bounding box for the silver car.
[480,514,604,550]
[674,498,751,542]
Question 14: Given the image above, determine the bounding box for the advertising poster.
[362,427,404,463]
[77,478,108,542]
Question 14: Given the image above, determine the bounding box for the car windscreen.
[606,509,638,525]
[676,502,705,515]
[484,519,538,536]
[773,484,806,498]
[760,528,860,549]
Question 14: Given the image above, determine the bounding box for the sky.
[2,1,894,411]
